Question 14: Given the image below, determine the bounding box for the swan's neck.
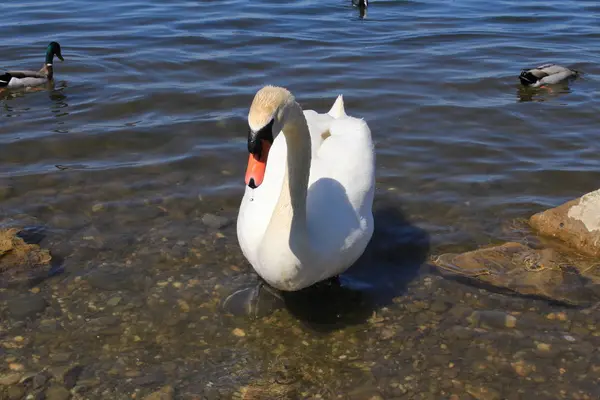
[265,101,311,246]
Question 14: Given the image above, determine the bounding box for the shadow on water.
[283,195,430,332]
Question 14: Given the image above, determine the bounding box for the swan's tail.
[328,95,347,119]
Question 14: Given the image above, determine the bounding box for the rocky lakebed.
[0,189,599,400]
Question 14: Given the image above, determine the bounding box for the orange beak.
[245,140,271,188]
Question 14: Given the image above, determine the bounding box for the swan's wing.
[303,95,349,156]
[305,115,375,270]
[304,109,335,156]
[311,115,375,213]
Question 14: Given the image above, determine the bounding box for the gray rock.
[132,370,165,387]
[529,188,600,257]
[143,385,174,400]
[106,296,122,306]
[45,385,71,400]
[7,295,47,320]
[7,384,26,400]
[48,364,82,389]
[6,385,25,400]
[201,214,230,229]
[468,310,517,329]
[429,300,451,313]
[85,269,132,291]
[0,373,22,386]
[32,372,49,389]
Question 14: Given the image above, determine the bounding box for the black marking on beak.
[248,118,275,158]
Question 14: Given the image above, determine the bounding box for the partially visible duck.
[519,64,578,88]
[352,0,368,18]
[0,42,64,90]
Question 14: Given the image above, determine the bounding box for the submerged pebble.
[201,213,231,229]
[467,310,517,329]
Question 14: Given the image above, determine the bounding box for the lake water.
[1,0,599,398]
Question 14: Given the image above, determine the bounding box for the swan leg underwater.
[224,86,376,316]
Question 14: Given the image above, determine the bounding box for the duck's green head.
[45,42,64,65]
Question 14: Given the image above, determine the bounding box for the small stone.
[7,385,26,400]
[556,312,568,321]
[379,327,396,340]
[30,287,41,294]
[536,343,551,352]
[430,300,450,313]
[49,364,83,389]
[177,300,190,312]
[50,353,71,363]
[563,335,576,342]
[27,389,48,400]
[71,378,100,393]
[91,204,104,212]
[132,371,165,387]
[570,325,590,336]
[143,385,174,400]
[548,312,568,321]
[468,310,517,329]
[45,385,71,400]
[0,373,22,386]
[85,269,132,291]
[466,384,501,400]
[201,214,230,229]
[511,360,536,377]
[106,296,122,307]
[7,295,47,320]
[32,372,49,389]
[232,328,246,337]
[9,363,24,371]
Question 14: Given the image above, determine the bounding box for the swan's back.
[305,111,375,272]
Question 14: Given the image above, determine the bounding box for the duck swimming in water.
[0,42,64,90]
[352,0,368,18]
[519,64,578,88]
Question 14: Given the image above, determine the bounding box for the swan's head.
[245,85,294,189]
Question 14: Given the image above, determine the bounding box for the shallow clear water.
[1,0,599,398]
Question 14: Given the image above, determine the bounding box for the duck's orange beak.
[245,140,271,189]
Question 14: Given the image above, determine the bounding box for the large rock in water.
[0,228,52,287]
[530,189,600,257]
[431,189,600,306]
[432,242,600,306]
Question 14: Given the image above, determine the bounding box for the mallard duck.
[0,42,64,90]
[352,0,368,17]
[519,64,578,88]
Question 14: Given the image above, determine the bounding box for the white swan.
[236,86,375,292]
